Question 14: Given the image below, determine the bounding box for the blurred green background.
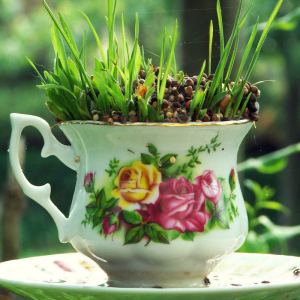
[1,0,300,261]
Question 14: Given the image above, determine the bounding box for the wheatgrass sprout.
[27,0,284,124]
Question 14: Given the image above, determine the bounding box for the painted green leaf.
[141,153,157,166]
[145,223,169,244]
[147,143,158,157]
[123,210,143,225]
[109,215,119,226]
[205,199,215,215]
[168,229,181,241]
[217,216,230,230]
[124,226,144,245]
[181,230,194,241]
[106,198,119,212]
[160,154,177,163]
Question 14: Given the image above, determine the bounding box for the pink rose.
[154,177,210,233]
[103,217,117,235]
[195,170,222,207]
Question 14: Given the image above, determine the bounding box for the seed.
[129,110,136,117]
[202,114,210,122]
[165,88,169,95]
[208,74,215,80]
[185,86,193,97]
[257,89,261,98]
[178,85,185,95]
[112,114,119,122]
[170,156,176,164]
[186,78,194,86]
[107,118,113,124]
[152,101,158,109]
[186,100,192,109]
[244,87,249,95]
[206,108,213,117]
[172,102,181,110]
[178,94,185,103]
[74,156,80,163]
[162,100,170,110]
[177,111,189,123]
[249,93,257,104]
[201,80,206,85]
[139,70,146,79]
[173,111,178,118]
[166,112,173,119]
[171,118,179,123]
[166,78,172,87]
[129,116,139,123]
[171,80,178,88]
[196,120,202,123]
[102,115,110,122]
[248,103,258,113]
[169,95,175,102]
[222,117,232,122]
[251,86,258,95]
[163,118,171,123]
[203,73,208,79]
[249,113,259,121]
[242,113,249,119]
[119,114,127,124]
[212,114,221,121]
[93,114,100,121]
[139,79,145,85]
[154,67,160,76]
[219,94,231,107]
[191,76,198,84]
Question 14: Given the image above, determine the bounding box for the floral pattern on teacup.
[81,134,239,245]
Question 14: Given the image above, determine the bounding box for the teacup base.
[106,273,210,288]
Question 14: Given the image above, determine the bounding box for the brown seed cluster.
[89,68,261,124]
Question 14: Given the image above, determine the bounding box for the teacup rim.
[59,119,253,127]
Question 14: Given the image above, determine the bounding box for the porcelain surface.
[9,114,253,287]
[1,253,300,300]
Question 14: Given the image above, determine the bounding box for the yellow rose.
[111,162,162,210]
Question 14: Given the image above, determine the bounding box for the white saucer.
[0,253,300,300]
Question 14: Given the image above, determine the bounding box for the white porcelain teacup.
[9,113,253,288]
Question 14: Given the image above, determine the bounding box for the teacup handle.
[9,113,76,243]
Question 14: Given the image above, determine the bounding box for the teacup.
[9,113,253,288]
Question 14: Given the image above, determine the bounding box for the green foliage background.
[1,0,300,259]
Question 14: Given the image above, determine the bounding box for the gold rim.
[59,119,253,127]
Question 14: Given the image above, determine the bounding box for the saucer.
[0,253,300,300]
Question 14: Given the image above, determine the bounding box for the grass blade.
[41,0,97,102]
[82,30,87,69]
[189,60,206,117]
[234,17,259,89]
[169,36,177,76]
[158,19,178,116]
[223,31,240,91]
[243,0,284,85]
[217,0,224,58]
[206,0,244,105]
[37,84,76,99]
[209,20,213,76]
[105,84,129,116]
[157,28,166,112]
[237,92,252,119]
[53,23,72,82]
[27,57,46,85]
[58,12,78,54]
[80,11,107,69]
